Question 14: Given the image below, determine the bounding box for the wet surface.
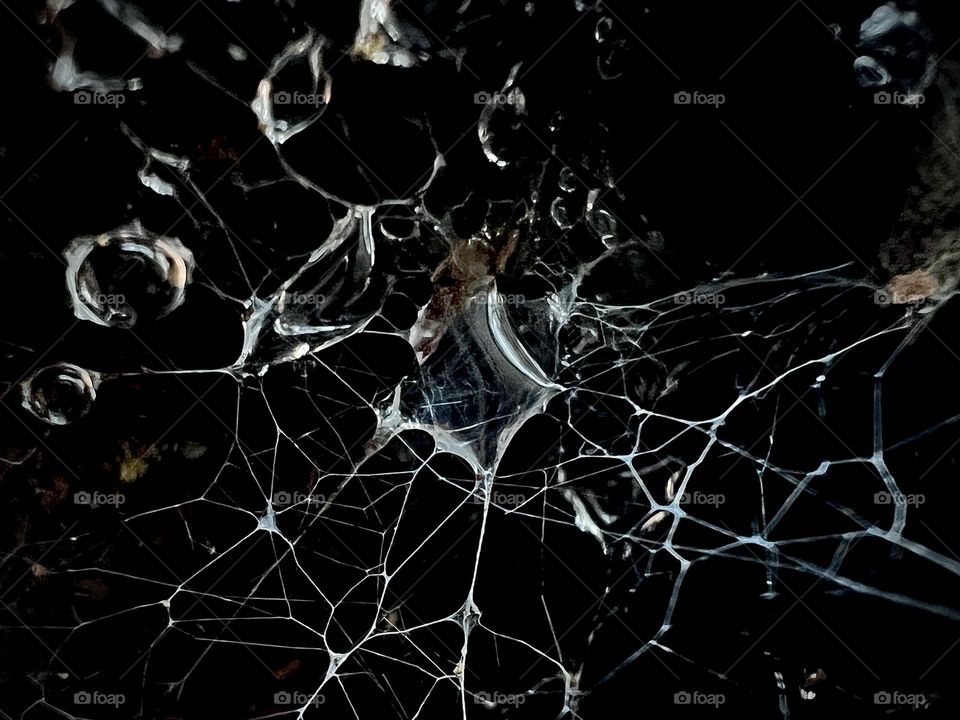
[1,2,960,718]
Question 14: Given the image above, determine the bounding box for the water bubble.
[379,216,419,240]
[595,17,613,43]
[550,198,574,229]
[65,222,195,328]
[21,363,101,426]
[597,41,627,80]
[478,71,526,168]
[854,56,892,87]
[587,207,618,247]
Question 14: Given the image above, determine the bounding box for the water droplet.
[64,222,195,328]
[597,41,627,80]
[558,167,578,192]
[595,17,613,43]
[379,216,418,240]
[550,198,574,229]
[21,363,101,426]
[853,56,892,87]
[586,206,618,247]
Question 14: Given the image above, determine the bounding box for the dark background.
[0,1,959,718]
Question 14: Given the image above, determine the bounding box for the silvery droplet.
[65,222,195,329]
[559,167,578,193]
[586,206,618,247]
[597,41,627,80]
[854,56,892,87]
[550,198,574,229]
[21,363,101,426]
[596,17,613,43]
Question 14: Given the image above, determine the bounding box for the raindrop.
[597,41,627,80]
[21,363,101,426]
[64,222,195,328]
[558,167,578,192]
[595,17,613,43]
[586,206,618,247]
[854,56,892,87]
[550,198,574,229]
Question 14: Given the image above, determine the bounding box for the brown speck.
[197,136,240,162]
[804,668,827,688]
[118,440,159,484]
[40,475,70,512]
[76,578,109,600]
[273,659,303,680]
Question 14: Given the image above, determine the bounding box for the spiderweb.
[2,1,960,719]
